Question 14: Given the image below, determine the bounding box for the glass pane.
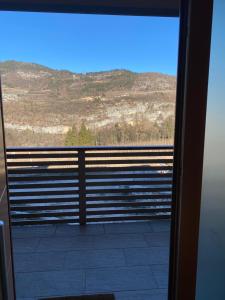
[0,12,179,299]
[196,1,225,299]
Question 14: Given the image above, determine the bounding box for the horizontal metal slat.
[8,175,79,181]
[10,197,78,204]
[7,168,78,174]
[9,181,79,189]
[86,187,171,194]
[86,194,171,201]
[7,147,80,152]
[10,204,79,211]
[7,153,78,159]
[86,173,172,179]
[85,159,173,165]
[11,211,79,218]
[7,145,173,152]
[86,207,171,215]
[86,180,172,187]
[11,218,79,226]
[86,201,172,208]
[85,166,173,172]
[87,215,171,222]
[85,151,173,158]
[7,160,78,167]
[9,190,79,197]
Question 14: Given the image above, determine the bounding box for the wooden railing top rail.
[6,145,174,152]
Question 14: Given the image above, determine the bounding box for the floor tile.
[14,252,65,272]
[115,289,167,300]
[12,225,56,239]
[37,237,76,252]
[13,238,40,253]
[55,224,105,236]
[89,234,148,249]
[144,232,170,247]
[86,266,157,292]
[150,220,171,233]
[104,222,152,234]
[64,249,126,269]
[15,270,85,298]
[124,247,169,266]
[151,265,169,288]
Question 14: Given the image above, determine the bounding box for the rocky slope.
[0,60,176,146]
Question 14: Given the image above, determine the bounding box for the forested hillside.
[0,60,176,146]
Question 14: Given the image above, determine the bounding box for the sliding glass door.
[0,84,15,300]
[196,1,225,299]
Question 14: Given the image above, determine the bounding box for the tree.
[65,125,78,146]
[78,122,95,146]
[64,122,95,146]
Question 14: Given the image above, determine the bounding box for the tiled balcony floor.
[12,220,170,300]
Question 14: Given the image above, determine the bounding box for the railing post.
[78,149,86,225]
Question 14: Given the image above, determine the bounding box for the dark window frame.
[169,1,213,299]
[0,0,179,16]
[0,1,213,299]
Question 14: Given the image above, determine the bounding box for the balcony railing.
[6,146,173,226]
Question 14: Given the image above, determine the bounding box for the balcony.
[7,146,173,300]
[12,221,170,300]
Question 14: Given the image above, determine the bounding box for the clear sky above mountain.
[0,12,179,75]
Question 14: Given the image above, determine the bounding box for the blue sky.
[0,12,179,75]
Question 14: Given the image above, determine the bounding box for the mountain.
[0,60,176,146]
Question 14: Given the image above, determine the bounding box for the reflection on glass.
[196,1,225,299]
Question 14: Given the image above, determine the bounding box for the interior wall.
[196,0,225,299]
